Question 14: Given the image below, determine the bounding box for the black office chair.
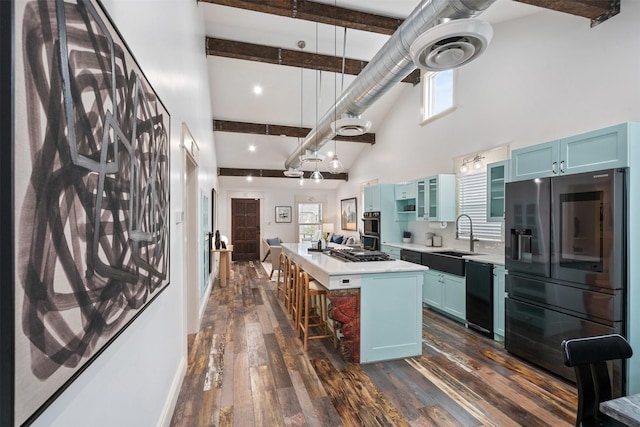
[561,334,633,427]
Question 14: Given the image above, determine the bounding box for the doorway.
[185,151,199,334]
[231,198,260,261]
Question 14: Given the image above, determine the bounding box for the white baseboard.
[157,355,187,427]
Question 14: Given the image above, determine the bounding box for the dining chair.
[561,334,633,427]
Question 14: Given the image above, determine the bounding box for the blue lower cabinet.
[380,244,401,260]
[423,270,465,323]
[493,265,507,341]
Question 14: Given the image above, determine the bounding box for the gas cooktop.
[328,248,394,262]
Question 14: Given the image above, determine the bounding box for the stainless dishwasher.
[465,260,493,337]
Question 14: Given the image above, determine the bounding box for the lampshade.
[322,223,334,234]
[311,169,323,182]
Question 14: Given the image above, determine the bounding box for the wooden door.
[231,198,260,261]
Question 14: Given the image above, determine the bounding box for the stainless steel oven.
[362,211,380,250]
[504,168,627,395]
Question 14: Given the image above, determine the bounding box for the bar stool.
[296,270,334,351]
[275,252,287,300]
[283,256,297,315]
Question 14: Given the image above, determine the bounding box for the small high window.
[421,69,455,123]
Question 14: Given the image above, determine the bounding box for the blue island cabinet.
[359,272,423,363]
[511,122,639,181]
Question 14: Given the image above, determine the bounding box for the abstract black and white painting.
[4,0,171,425]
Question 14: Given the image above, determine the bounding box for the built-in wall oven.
[505,168,627,396]
[362,211,380,250]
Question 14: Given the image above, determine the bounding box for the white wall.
[335,1,640,251]
[29,1,218,426]
[217,178,338,257]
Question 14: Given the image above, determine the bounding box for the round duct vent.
[410,19,493,71]
[300,150,325,163]
[283,168,304,178]
[331,115,372,137]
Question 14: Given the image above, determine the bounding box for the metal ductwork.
[284,0,496,170]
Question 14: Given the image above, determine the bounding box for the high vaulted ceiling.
[201,0,619,189]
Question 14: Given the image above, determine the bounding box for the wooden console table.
[212,245,233,286]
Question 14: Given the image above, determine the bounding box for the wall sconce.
[459,155,485,173]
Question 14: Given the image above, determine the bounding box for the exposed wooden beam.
[213,119,376,145]
[218,167,348,181]
[206,37,420,85]
[199,0,402,35]
[514,0,620,27]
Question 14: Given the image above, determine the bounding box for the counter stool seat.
[297,272,335,351]
[275,252,287,299]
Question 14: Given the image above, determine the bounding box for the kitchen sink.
[421,250,480,276]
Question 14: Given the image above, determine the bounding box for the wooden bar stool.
[275,252,287,300]
[283,256,297,315]
[296,270,334,351]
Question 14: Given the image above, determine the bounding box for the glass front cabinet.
[486,160,508,222]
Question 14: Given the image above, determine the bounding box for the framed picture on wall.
[275,206,292,223]
[341,198,357,231]
[4,1,171,425]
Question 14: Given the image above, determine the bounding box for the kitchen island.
[281,243,428,363]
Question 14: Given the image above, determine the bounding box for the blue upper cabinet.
[511,123,637,181]
[395,181,417,221]
[416,174,456,222]
[486,160,509,222]
[511,140,559,181]
[561,123,631,174]
[364,184,381,212]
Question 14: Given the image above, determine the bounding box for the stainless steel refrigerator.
[504,168,627,395]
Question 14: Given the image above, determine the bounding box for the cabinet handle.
[560,160,565,173]
[552,161,557,174]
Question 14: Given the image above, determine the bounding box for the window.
[297,202,323,242]
[457,172,502,241]
[422,69,455,122]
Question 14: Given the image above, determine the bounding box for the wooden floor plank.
[170,261,578,427]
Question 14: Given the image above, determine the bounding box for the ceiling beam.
[206,37,420,85]
[213,119,376,144]
[514,0,620,27]
[218,167,349,181]
[199,0,402,35]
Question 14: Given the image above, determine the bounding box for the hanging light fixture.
[328,7,344,175]
[311,22,323,182]
[284,41,307,179]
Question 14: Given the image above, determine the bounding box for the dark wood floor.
[170,261,578,426]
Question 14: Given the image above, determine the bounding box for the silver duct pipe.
[284,0,496,170]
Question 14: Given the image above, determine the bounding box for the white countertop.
[381,242,505,266]
[281,242,428,289]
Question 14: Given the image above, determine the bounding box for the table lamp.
[322,223,334,240]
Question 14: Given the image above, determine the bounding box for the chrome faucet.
[455,214,479,252]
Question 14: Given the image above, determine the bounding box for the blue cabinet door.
[423,270,443,308]
[561,123,630,174]
[486,160,508,222]
[493,265,507,341]
[441,272,466,322]
[364,185,381,212]
[511,140,559,181]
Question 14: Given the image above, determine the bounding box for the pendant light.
[284,41,307,180]
[311,22,323,182]
[328,6,344,174]
[298,40,305,186]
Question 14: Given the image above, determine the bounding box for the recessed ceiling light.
[326,151,334,157]
[246,175,253,182]
[253,85,263,95]
[249,145,256,152]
